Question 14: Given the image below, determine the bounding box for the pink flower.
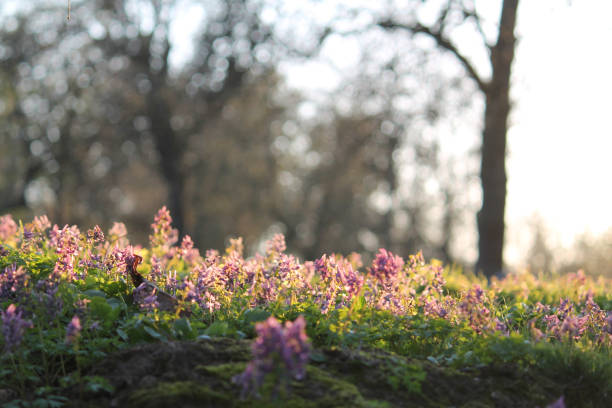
[65,315,82,344]
[266,234,286,255]
[1,304,33,353]
[0,215,18,241]
[369,248,404,286]
[149,206,178,248]
[233,316,310,398]
[546,396,565,408]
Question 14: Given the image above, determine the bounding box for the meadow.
[0,208,610,407]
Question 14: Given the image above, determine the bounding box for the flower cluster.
[50,225,82,282]
[369,248,404,286]
[65,315,82,344]
[1,207,611,361]
[233,316,310,397]
[150,206,178,249]
[0,215,18,242]
[0,264,28,301]
[315,254,364,313]
[1,304,33,353]
[133,283,160,312]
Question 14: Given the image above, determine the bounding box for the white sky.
[506,1,612,262]
[277,1,612,264]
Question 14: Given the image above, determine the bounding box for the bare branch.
[462,1,494,53]
[378,19,489,93]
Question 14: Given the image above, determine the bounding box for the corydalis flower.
[32,215,51,233]
[315,255,363,311]
[133,283,160,312]
[266,234,286,255]
[65,315,82,344]
[233,316,310,398]
[51,225,82,282]
[0,215,18,241]
[0,264,28,301]
[369,248,404,286]
[108,222,129,247]
[458,285,491,334]
[87,225,105,244]
[546,396,565,408]
[1,304,33,353]
[179,235,201,265]
[149,206,178,248]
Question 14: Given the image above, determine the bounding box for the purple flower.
[87,225,105,244]
[149,206,178,248]
[108,222,129,247]
[227,237,244,257]
[458,285,492,334]
[74,298,91,318]
[266,234,286,255]
[529,318,545,342]
[22,227,34,241]
[65,315,82,344]
[557,298,574,320]
[423,297,450,319]
[34,284,64,319]
[233,316,310,398]
[133,283,160,312]
[0,264,28,301]
[315,255,363,310]
[1,304,33,353]
[559,315,588,341]
[32,215,51,233]
[51,225,82,282]
[180,235,201,264]
[605,313,612,335]
[369,248,404,286]
[205,249,220,266]
[546,396,565,408]
[0,215,18,241]
[281,316,310,380]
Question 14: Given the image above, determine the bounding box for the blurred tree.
[86,0,277,235]
[526,215,555,274]
[0,0,476,263]
[559,229,612,278]
[374,0,520,278]
[272,58,475,262]
[0,0,287,247]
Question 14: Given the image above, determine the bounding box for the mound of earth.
[59,337,578,407]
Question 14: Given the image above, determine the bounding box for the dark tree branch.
[462,2,493,52]
[378,19,489,93]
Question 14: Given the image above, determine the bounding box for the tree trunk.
[476,0,519,278]
[147,88,186,235]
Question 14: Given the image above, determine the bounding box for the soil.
[53,337,591,408]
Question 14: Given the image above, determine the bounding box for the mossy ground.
[56,337,607,408]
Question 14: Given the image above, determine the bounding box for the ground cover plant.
[0,208,610,407]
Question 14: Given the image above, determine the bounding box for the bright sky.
[278,1,612,264]
[506,1,612,261]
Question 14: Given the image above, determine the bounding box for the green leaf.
[83,289,106,298]
[243,308,270,324]
[173,318,194,339]
[205,321,230,336]
[116,328,128,341]
[143,325,164,340]
[309,351,327,363]
[84,376,114,394]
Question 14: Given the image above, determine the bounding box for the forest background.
[1,0,611,277]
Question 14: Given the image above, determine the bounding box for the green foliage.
[0,213,610,407]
